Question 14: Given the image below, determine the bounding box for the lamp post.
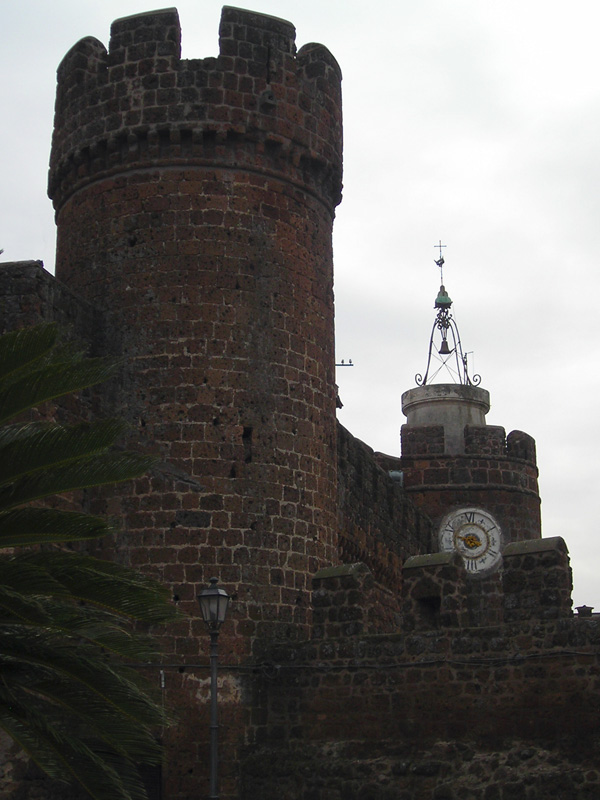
[197,577,230,800]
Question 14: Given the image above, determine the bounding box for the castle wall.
[0,261,98,343]
[242,547,592,800]
[242,612,600,799]
[30,10,343,796]
[337,423,431,592]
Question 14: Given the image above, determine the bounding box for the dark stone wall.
[0,261,99,344]
[241,542,584,798]
[337,423,431,588]
[48,6,344,659]
[10,9,344,798]
[242,738,600,799]
[243,611,600,799]
[380,423,542,546]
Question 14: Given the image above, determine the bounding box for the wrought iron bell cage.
[415,256,481,387]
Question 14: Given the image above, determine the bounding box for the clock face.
[439,507,502,575]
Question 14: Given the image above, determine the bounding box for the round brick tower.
[400,384,541,548]
[49,9,342,794]
[49,7,342,648]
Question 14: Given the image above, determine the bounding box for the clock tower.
[392,251,541,621]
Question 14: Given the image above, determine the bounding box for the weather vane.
[434,240,446,284]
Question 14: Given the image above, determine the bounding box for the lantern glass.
[198,578,230,629]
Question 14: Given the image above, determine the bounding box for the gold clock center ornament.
[439,507,502,575]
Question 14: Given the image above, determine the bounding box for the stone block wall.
[0,261,98,344]
[337,423,431,586]
[312,562,403,637]
[503,536,573,621]
[48,6,344,656]
[399,424,445,457]
[402,551,470,630]
[389,422,542,545]
[243,612,600,799]
[464,423,506,456]
[50,8,342,218]
[401,537,573,629]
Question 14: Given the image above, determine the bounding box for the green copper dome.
[435,285,452,309]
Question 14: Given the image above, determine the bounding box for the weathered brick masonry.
[49,6,343,651]
[390,424,541,545]
[2,7,600,800]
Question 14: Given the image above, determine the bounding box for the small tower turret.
[399,248,541,565]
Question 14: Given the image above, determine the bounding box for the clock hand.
[458,533,482,549]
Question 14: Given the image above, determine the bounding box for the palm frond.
[0,450,154,510]
[0,709,151,800]
[0,325,181,800]
[0,551,177,625]
[0,420,130,485]
[0,324,59,382]
[0,359,118,425]
[0,507,114,547]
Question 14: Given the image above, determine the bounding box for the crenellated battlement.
[400,422,538,466]
[49,6,343,213]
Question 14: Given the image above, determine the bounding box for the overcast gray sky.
[2,0,599,608]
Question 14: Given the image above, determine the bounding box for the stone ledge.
[313,562,370,580]
[503,536,568,556]
[403,552,460,570]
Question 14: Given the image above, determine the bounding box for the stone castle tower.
[49,6,342,650]
[382,277,544,626]
[2,7,600,800]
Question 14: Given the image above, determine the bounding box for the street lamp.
[197,578,230,800]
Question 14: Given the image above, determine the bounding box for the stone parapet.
[312,562,402,637]
[402,551,469,630]
[337,424,433,586]
[245,617,600,797]
[401,384,490,455]
[0,261,98,340]
[503,536,573,621]
[49,7,342,214]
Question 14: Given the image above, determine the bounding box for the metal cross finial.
[434,240,446,283]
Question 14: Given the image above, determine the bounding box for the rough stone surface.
[388,422,542,543]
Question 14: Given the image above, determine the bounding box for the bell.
[439,339,451,355]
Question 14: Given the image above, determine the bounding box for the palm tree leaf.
[0,580,160,661]
[0,325,178,800]
[0,507,113,546]
[0,628,167,727]
[0,451,154,510]
[0,580,163,661]
[0,708,150,800]
[0,420,130,485]
[0,584,54,627]
[0,666,164,754]
[0,324,58,382]
[0,557,67,594]
[12,551,177,624]
[0,358,118,425]
[0,675,163,760]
